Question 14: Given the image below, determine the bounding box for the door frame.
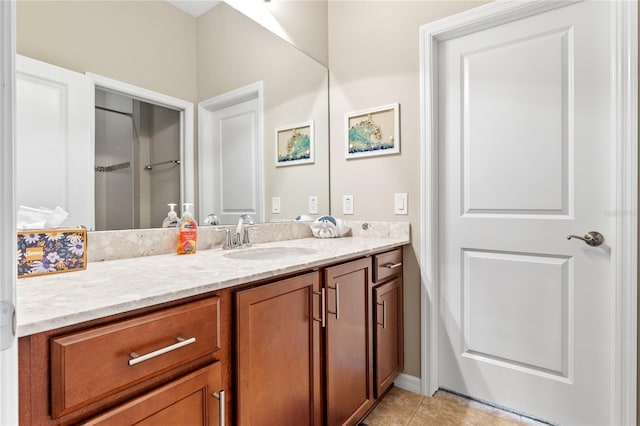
[87,73,195,224]
[0,0,18,424]
[419,1,638,424]
[197,81,265,223]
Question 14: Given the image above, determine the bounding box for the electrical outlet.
[309,196,318,214]
[394,193,408,215]
[343,195,354,215]
[272,197,281,214]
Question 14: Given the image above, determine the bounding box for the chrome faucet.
[215,226,234,250]
[235,214,255,247]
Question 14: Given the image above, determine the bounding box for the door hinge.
[0,300,15,350]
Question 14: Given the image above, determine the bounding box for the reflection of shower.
[94,89,181,231]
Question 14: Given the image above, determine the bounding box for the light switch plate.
[394,193,408,215]
[308,196,318,214]
[272,197,281,214]
[343,195,354,215]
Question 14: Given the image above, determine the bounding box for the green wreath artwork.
[278,128,311,163]
[345,103,399,158]
[275,121,314,166]
[348,114,395,154]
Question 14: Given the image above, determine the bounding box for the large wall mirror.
[15,0,329,230]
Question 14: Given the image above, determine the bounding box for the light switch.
[309,196,318,214]
[272,197,281,214]
[343,195,354,215]
[394,193,408,215]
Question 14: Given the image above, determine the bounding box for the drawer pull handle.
[384,262,402,269]
[128,336,196,366]
[212,389,225,426]
[377,300,387,329]
[328,283,340,320]
[313,288,326,328]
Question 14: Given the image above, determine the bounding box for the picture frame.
[275,120,314,167]
[345,103,400,159]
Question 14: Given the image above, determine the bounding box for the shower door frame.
[87,73,195,226]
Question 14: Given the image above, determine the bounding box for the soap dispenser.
[177,203,197,255]
[162,203,179,228]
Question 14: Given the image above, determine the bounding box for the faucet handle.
[204,213,220,226]
[214,226,234,250]
[241,225,256,246]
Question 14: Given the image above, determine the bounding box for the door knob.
[567,231,604,246]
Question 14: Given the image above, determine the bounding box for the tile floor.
[362,387,549,426]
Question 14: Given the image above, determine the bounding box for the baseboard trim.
[393,373,422,395]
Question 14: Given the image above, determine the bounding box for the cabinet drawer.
[51,297,220,418]
[82,362,223,426]
[373,248,402,283]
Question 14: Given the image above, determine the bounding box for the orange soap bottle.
[177,203,197,255]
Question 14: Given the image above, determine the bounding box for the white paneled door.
[436,2,628,424]
[16,55,93,229]
[199,83,264,225]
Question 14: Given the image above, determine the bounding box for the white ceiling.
[166,0,221,17]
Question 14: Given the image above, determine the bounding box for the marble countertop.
[17,236,409,337]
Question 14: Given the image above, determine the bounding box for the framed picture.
[275,120,314,167]
[345,103,400,159]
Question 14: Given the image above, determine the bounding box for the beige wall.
[225,0,328,66]
[16,0,197,103]
[328,1,487,378]
[262,0,328,66]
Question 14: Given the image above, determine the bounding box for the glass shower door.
[94,104,136,231]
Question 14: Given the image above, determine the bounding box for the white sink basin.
[223,246,317,260]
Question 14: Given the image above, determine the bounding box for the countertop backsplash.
[87,221,409,263]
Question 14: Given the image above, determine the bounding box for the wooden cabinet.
[324,257,374,426]
[235,252,402,426]
[235,271,322,426]
[372,248,404,397]
[19,294,231,425]
[20,246,404,426]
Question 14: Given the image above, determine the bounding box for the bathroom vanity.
[17,227,408,425]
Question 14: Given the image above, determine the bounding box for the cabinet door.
[373,277,404,397]
[324,258,373,426]
[82,362,223,426]
[236,271,322,426]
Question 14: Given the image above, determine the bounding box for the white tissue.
[17,205,68,230]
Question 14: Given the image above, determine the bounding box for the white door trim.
[0,0,18,424]
[419,1,637,424]
[86,73,195,215]
[197,81,265,223]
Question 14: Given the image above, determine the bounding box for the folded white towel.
[310,216,351,238]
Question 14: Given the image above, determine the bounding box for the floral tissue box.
[17,229,87,278]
